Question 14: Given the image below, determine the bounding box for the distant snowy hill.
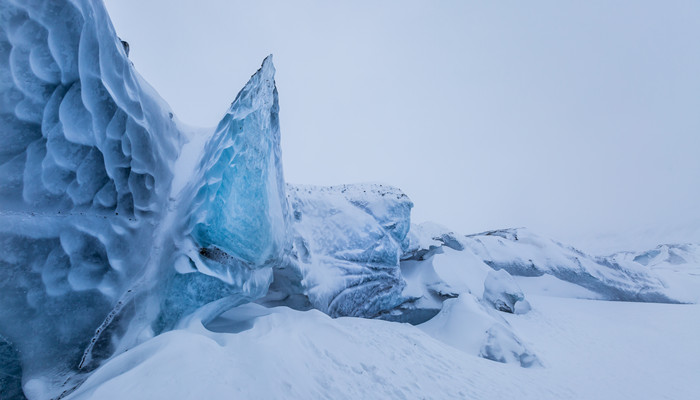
[461,227,689,303]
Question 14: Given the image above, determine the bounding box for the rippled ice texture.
[0,0,183,397]
[0,1,289,398]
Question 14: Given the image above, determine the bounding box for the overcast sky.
[105,0,700,253]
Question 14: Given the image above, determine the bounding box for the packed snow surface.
[67,296,700,400]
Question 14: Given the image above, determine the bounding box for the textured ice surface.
[462,228,677,302]
[0,1,288,398]
[187,56,288,270]
[161,55,290,329]
[260,184,411,318]
[0,0,182,397]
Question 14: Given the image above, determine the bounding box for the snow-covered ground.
[61,220,700,400]
[67,291,700,400]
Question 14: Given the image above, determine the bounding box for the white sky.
[105,0,700,253]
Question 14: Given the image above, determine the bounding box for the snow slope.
[67,297,700,400]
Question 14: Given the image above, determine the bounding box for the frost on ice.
[260,184,412,318]
[0,0,287,397]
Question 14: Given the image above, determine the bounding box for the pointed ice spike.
[186,55,290,283]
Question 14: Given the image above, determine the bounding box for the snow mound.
[381,246,489,324]
[607,243,700,303]
[420,295,540,368]
[616,243,700,267]
[64,297,700,400]
[67,303,555,400]
[402,221,465,261]
[483,269,526,314]
[158,55,290,330]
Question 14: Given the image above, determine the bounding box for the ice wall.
[0,0,293,396]
[161,55,290,329]
[0,0,183,397]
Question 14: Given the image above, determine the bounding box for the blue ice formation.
[188,56,288,268]
[162,55,290,329]
[0,0,288,398]
[0,0,183,397]
[260,184,412,318]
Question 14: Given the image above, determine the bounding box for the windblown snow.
[1,1,699,399]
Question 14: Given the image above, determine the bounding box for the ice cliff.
[0,0,182,397]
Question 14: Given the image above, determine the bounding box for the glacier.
[2,1,700,399]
